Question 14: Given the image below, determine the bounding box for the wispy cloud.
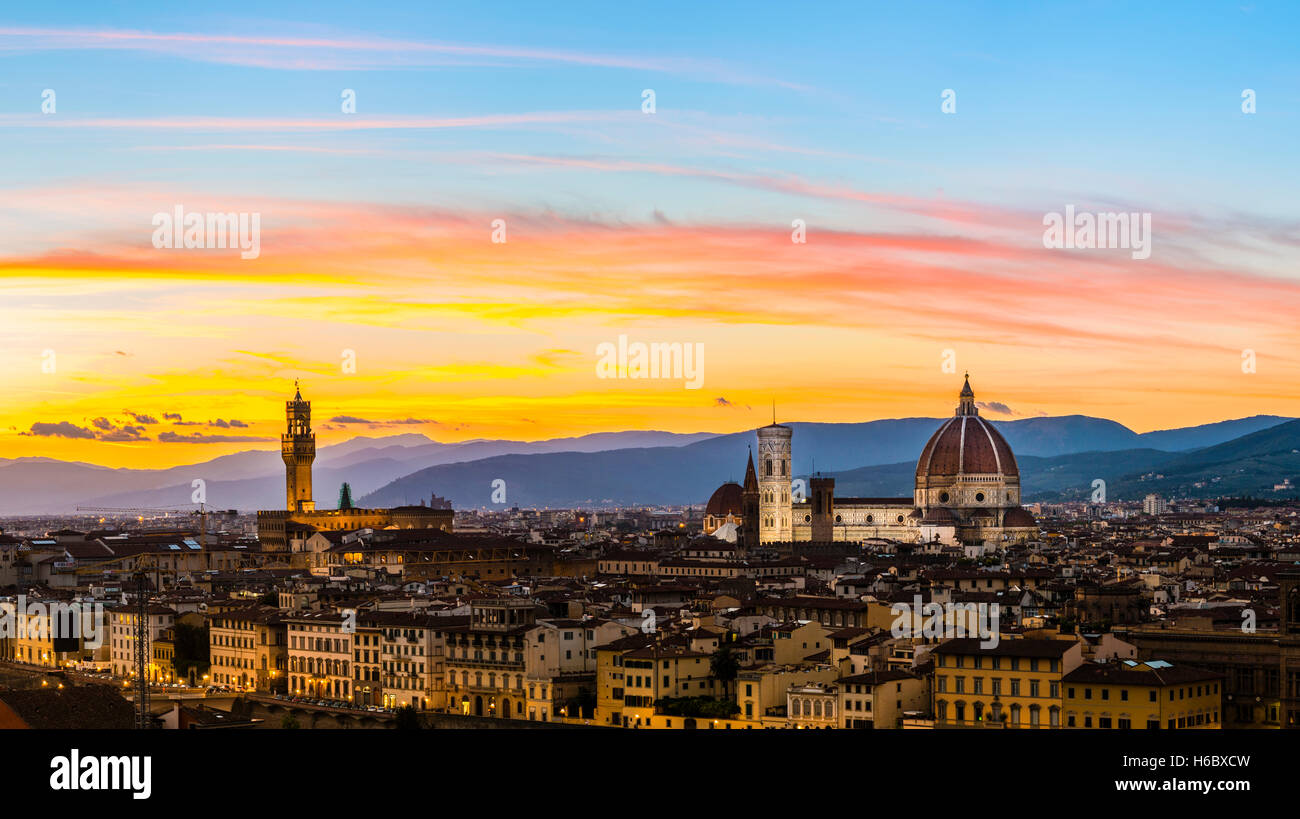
[0,26,809,89]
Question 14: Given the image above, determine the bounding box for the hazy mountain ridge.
[0,429,721,514]
[360,417,1300,509]
[1,415,1293,514]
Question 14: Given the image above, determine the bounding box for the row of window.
[1065,711,1219,728]
[1066,683,1219,702]
[938,676,1057,698]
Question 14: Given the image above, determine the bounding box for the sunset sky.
[3,1,1300,468]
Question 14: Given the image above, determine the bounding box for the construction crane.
[72,504,225,591]
[132,566,152,729]
[76,503,213,549]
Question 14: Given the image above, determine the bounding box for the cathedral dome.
[915,375,1019,480]
[1003,507,1036,528]
[705,482,744,518]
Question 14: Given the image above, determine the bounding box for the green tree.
[338,482,354,510]
[709,643,740,700]
[172,620,210,681]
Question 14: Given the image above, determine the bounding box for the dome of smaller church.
[705,482,744,517]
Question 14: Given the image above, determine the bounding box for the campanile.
[282,381,316,512]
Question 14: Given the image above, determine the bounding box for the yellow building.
[373,611,453,711]
[617,643,720,727]
[152,628,176,685]
[787,681,839,728]
[109,604,177,680]
[931,638,1084,728]
[1062,660,1222,729]
[837,669,929,729]
[285,610,354,701]
[209,607,287,692]
[736,664,839,725]
[595,633,657,726]
[441,598,536,720]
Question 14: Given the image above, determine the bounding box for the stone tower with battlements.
[282,382,316,512]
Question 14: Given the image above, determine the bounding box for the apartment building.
[208,606,287,692]
[931,638,1084,728]
[108,603,177,680]
[285,610,355,701]
[1062,660,1222,729]
[837,668,928,729]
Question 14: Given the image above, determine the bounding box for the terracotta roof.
[1063,661,1221,686]
[1003,507,1037,527]
[705,482,744,517]
[932,638,1077,658]
[0,686,134,729]
[916,415,1019,478]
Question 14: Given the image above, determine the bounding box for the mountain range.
[1,415,1293,515]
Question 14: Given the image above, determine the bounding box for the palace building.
[709,375,1038,550]
[257,384,454,556]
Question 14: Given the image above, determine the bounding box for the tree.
[172,620,210,681]
[709,643,740,700]
[338,482,354,510]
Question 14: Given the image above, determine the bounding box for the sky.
[2,1,1300,468]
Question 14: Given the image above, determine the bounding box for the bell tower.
[757,419,793,545]
[282,381,316,512]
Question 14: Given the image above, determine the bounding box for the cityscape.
[3,377,1299,735]
[2,0,1297,803]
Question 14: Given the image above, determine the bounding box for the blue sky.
[4,1,1297,220]
[3,1,1300,467]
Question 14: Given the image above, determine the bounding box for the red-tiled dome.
[916,415,1018,478]
[705,482,744,517]
[915,375,1019,479]
[1003,507,1037,527]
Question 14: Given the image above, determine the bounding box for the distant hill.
[0,429,719,515]
[832,420,1300,503]
[360,417,1300,509]
[2,414,1293,514]
[1135,415,1292,451]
